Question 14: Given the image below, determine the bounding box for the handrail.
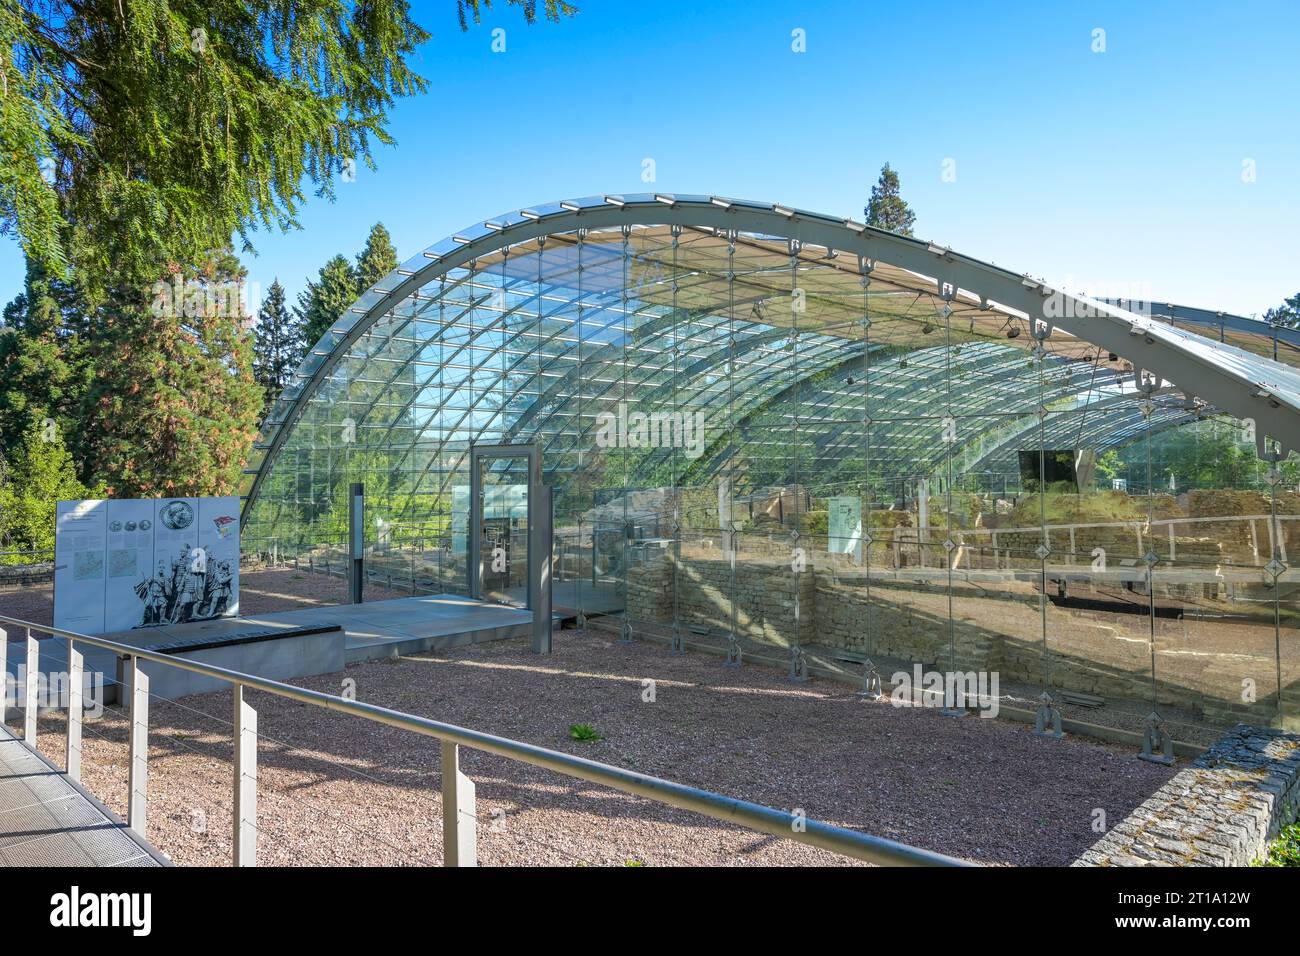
[0,612,971,867]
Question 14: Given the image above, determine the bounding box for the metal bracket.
[858,658,883,700]
[668,624,685,655]
[723,633,742,668]
[1139,711,1175,765]
[1034,690,1064,738]
[938,696,967,718]
[788,645,808,683]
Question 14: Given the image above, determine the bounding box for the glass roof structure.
[239,194,1300,547]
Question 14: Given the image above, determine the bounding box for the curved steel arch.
[242,194,1300,523]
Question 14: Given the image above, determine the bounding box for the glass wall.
[242,218,1300,743]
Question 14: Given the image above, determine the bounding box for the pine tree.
[0,419,89,554]
[81,250,263,498]
[296,255,359,356]
[1,2,575,282]
[1265,293,1300,330]
[865,163,916,237]
[355,223,400,294]
[253,279,303,413]
[0,1,432,284]
[0,261,91,470]
[0,0,576,541]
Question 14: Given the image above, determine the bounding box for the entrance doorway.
[467,443,553,653]
[468,444,539,606]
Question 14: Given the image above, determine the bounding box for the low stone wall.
[815,578,1001,672]
[1074,724,1300,866]
[621,550,1289,728]
[627,551,815,646]
[0,562,54,588]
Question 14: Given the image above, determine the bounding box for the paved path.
[0,724,166,867]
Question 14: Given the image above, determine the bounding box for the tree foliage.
[865,163,916,237]
[80,249,263,497]
[0,1,579,553]
[1,2,577,283]
[355,222,399,294]
[456,0,577,30]
[296,253,358,355]
[294,222,401,361]
[0,259,91,463]
[1265,292,1300,330]
[0,0,432,286]
[0,418,89,555]
[1112,418,1280,492]
[253,279,302,413]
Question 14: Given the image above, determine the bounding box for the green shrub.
[1256,822,1300,866]
[568,723,603,742]
[0,419,90,560]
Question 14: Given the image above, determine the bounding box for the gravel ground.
[7,627,1177,867]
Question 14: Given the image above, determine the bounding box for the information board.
[827,495,863,565]
[53,497,240,635]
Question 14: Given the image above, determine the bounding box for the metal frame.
[347,481,364,604]
[528,482,553,654]
[242,194,1300,522]
[468,442,553,653]
[467,442,540,604]
[0,612,970,868]
[1102,298,1300,352]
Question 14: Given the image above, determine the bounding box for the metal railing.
[0,613,970,868]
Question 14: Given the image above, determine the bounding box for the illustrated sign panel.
[54,497,240,635]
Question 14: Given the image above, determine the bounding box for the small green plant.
[1255,822,1300,866]
[568,723,603,742]
[624,858,646,867]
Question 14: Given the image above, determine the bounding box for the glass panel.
[477,456,529,606]
[237,215,1298,754]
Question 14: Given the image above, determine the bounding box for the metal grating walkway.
[0,724,167,867]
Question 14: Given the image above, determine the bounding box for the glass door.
[469,444,539,606]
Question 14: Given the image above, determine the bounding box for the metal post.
[441,740,477,867]
[469,453,482,599]
[24,629,38,745]
[529,483,553,654]
[0,626,7,725]
[128,656,149,835]
[348,482,364,604]
[67,639,83,782]
[233,684,258,866]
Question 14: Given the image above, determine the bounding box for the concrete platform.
[5,594,550,707]
[103,592,546,666]
[0,724,167,867]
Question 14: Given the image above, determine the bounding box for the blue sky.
[4,0,1297,316]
